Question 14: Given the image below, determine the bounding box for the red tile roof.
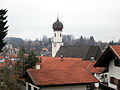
[0,63,6,67]
[28,68,99,85]
[111,46,120,58]
[27,56,105,85]
[87,61,105,73]
[37,56,105,73]
[0,56,4,59]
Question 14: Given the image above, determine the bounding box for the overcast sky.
[0,0,120,42]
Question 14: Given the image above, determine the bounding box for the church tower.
[52,17,63,57]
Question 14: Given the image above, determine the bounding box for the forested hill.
[5,37,25,48]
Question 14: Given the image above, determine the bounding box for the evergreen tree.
[87,36,95,46]
[109,40,114,45]
[15,48,38,75]
[25,51,38,70]
[79,36,85,45]
[0,9,8,52]
[75,36,85,45]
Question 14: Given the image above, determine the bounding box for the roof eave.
[27,70,38,85]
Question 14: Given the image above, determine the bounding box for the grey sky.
[1,0,120,42]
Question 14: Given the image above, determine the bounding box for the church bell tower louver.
[52,17,63,57]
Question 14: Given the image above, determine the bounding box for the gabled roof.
[37,56,105,74]
[27,68,99,86]
[94,45,120,67]
[27,56,105,86]
[55,45,102,60]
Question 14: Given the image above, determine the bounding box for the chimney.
[60,55,63,61]
[91,56,95,61]
[36,64,40,69]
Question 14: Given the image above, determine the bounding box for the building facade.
[95,46,120,90]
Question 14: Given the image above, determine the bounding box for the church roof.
[52,17,63,31]
[55,45,102,60]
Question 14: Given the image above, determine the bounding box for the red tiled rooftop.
[31,56,105,85]
[0,63,6,67]
[37,57,105,73]
[28,68,99,85]
[0,56,4,59]
[87,61,105,73]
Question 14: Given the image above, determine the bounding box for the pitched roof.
[94,45,120,67]
[37,56,105,74]
[85,46,102,60]
[55,46,89,58]
[38,56,82,69]
[27,56,105,86]
[55,46,102,60]
[27,68,99,85]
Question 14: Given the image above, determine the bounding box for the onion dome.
[52,17,63,31]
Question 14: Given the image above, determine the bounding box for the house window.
[114,59,120,67]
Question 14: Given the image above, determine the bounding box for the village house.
[94,45,120,90]
[25,56,105,90]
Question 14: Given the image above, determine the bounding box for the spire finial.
[57,12,59,21]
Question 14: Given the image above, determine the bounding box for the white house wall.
[41,85,86,90]
[108,59,120,89]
